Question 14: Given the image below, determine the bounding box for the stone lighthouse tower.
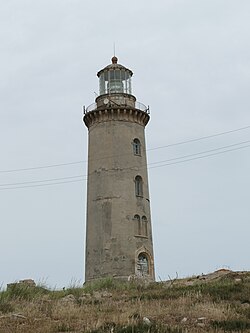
[83,56,155,282]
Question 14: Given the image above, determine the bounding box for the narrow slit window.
[134,215,141,235]
[141,216,148,237]
[135,176,143,196]
[133,138,141,156]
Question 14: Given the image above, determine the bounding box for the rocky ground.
[0,269,249,333]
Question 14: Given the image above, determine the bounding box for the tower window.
[141,216,148,237]
[134,215,148,237]
[137,253,149,276]
[134,215,141,235]
[133,138,141,156]
[135,176,143,196]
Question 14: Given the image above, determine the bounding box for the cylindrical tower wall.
[84,110,154,281]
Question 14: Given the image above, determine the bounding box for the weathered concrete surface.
[84,103,154,282]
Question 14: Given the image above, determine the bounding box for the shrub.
[6,283,49,300]
[0,290,14,313]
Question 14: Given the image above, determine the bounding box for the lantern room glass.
[99,69,132,95]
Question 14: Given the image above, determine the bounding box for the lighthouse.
[84,56,155,282]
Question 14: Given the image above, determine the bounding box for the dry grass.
[0,271,249,333]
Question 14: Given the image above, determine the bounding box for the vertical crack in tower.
[83,56,155,282]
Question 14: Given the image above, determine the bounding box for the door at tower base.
[84,57,155,282]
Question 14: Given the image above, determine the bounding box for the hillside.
[0,270,249,333]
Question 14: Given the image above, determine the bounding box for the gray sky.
[0,0,249,288]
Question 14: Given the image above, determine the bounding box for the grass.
[0,271,249,333]
[88,322,184,333]
[5,284,49,301]
[211,319,250,331]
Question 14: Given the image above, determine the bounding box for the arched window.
[135,176,143,196]
[133,138,141,156]
[134,215,141,235]
[137,253,149,276]
[141,216,148,237]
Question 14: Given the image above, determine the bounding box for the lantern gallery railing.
[136,101,150,113]
[84,101,150,114]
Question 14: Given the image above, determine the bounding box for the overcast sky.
[0,0,249,289]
